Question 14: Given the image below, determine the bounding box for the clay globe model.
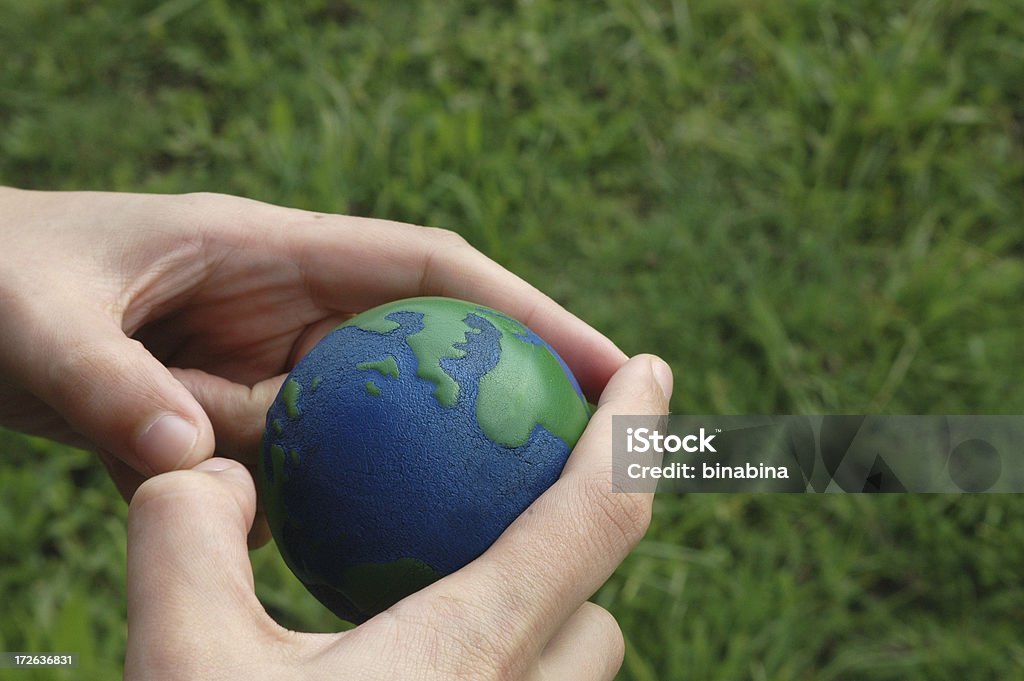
[259,296,591,623]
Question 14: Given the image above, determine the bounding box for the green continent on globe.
[340,297,589,449]
[357,356,400,379]
[282,379,302,419]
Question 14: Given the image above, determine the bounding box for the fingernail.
[193,458,235,473]
[651,357,674,402]
[137,414,198,474]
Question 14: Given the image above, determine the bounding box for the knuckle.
[130,470,195,513]
[578,472,652,551]
[46,337,155,413]
[128,470,226,525]
[47,340,115,404]
[416,227,476,295]
[179,190,227,205]
[423,226,471,249]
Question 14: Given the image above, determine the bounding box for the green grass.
[2,0,1023,678]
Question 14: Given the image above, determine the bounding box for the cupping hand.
[125,354,672,680]
[0,188,626,503]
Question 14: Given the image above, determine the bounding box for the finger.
[1,301,215,476]
[125,458,275,676]
[421,355,671,653]
[95,448,271,548]
[247,489,273,549]
[533,603,624,681]
[274,212,626,400]
[97,449,145,502]
[169,368,286,465]
[163,369,281,547]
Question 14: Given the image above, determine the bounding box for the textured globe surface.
[259,296,590,623]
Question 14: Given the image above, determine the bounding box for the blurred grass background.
[1,0,1023,678]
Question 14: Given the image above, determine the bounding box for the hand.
[0,188,625,503]
[124,354,672,680]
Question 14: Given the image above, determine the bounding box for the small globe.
[259,296,590,623]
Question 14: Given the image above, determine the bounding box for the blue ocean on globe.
[260,296,590,623]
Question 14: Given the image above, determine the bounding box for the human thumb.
[8,307,213,475]
[125,459,271,677]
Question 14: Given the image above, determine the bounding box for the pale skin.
[0,187,673,680]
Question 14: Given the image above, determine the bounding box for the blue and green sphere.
[259,296,590,623]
